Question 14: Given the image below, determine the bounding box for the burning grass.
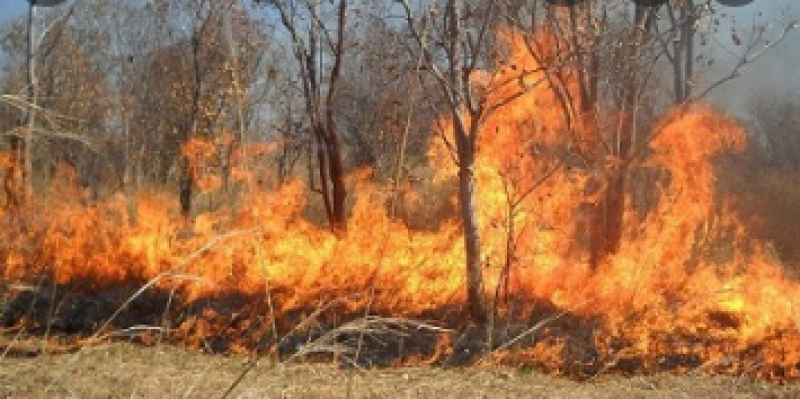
[3,107,800,381]
[3,29,800,383]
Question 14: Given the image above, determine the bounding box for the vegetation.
[2,0,800,386]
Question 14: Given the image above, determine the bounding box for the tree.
[262,0,350,234]
[659,0,795,105]
[1,0,271,213]
[397,0,534,322]
[0,3,109,203]
[335,6,439,179]
[120,0,265,215]
[501,0,796,269]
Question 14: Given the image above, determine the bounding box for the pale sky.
[1,0,33,21]
[0,0,797,115]
[709,0,800,114]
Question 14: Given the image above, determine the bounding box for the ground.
[2,339,800,398]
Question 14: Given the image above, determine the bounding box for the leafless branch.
[697,21,798,100]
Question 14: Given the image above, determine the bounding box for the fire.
[2,27,800,380]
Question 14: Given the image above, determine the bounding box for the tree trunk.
[589,171,627,269]
[458,154,487,323]
[24,3,36,201]
[179,157,193,219]
[326,125,347,233]
[323,0,348,234]
[588,5,652,270]
[274,0,349,234]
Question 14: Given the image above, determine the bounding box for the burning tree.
[500,0,794,269]
[396,0,546,323]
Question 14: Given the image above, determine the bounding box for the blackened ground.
[2,280,800,382]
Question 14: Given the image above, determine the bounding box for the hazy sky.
[709,1,800,114]
[1,0,32,21]
[0,0,797,115]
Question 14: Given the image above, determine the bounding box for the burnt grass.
[2,279,799,382]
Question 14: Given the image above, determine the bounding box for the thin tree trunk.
[223,7,244,204]
[326,120,347,232]
[181,18,207,219]
[24,3,37,201]
[324,0,348,234]
[273,0,348,234]
[588,5,652,270]
[682,2,695,102]
[458,153,486,324]
[589,171,627,268]
[314,124,335,226]
[179,158,193,219]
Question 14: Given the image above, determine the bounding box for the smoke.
[710,1,800,115]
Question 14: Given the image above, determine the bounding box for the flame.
[2,28,800,379]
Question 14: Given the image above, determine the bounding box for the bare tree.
[658,0,796,105]
[264,0,349,234]
[117,1,265,215]
[336,8,437,178]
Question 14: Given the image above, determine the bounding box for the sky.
[0,0,74,73]
[0,0,25,19]
[0,0,41,21]
[0,0,797,115]
[708,1,800,114]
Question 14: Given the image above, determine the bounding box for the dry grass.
[2,340,800,398]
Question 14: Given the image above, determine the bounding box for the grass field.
[2,339,800,398]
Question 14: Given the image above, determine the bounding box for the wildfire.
[2,27,800,380]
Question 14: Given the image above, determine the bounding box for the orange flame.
[2,28,799,379]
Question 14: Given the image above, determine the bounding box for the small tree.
[397,0,533,323]
[263,0,349,234]
[119,0,264,215]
